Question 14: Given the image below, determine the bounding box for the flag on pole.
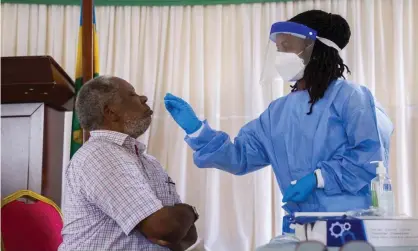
[70,5,100,158]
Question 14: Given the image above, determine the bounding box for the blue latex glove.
[282,173,317,203]
[164,93,202,134]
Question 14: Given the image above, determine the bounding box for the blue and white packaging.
[294,216,418,247]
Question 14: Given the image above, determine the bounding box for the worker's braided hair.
[289,10,351,114]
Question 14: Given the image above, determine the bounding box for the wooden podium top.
[1,56,76,111]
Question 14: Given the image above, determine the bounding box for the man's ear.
[103,104,120,122]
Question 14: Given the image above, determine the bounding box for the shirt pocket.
[154,176,178,206]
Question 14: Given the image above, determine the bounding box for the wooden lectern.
[1,56,75,207]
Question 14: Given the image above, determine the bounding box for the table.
[256,238,418,251]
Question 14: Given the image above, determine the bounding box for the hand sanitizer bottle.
[370,161,394,216]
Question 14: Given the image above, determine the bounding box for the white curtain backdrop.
[2,0,417,250]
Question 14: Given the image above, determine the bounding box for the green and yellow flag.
[70,5,100,158]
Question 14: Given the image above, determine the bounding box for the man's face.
[113,78,153,138]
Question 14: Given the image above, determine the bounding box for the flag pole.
[82,0,93,143]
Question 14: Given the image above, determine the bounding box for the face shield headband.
[269,21,342,52]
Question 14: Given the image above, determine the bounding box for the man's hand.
[179,225,198,250]
[165,225,198,251]
[138,204,197,247]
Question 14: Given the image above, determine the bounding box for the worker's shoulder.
[266,94,289,111]
[333,79,373,99]
[331,79,377,116]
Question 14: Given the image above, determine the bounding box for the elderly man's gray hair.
[75,75,120,131]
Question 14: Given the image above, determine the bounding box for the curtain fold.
[2,0,417,250]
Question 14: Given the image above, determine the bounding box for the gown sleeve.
[184,106,273,175]
[317,86,393,196]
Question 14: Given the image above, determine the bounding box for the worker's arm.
[185,118,271,175]
[317,86,394,195]
[165,93,274,175]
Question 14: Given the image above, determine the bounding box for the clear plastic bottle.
[370,161,394,216]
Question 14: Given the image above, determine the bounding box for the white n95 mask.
[275,51,306,82]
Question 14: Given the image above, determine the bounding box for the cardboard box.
[294,216,418,247]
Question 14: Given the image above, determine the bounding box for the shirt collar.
[89,130,146,154]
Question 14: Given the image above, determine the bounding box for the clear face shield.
[260,21,342,86]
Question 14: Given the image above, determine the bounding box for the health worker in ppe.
[164,10,394,213]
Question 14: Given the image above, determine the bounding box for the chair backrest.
[1,190,63,251]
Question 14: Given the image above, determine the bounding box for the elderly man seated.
[59,76,198,251]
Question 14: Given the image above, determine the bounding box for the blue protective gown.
[185,80,394,212]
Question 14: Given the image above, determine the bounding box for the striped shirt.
[59,130,181,251]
